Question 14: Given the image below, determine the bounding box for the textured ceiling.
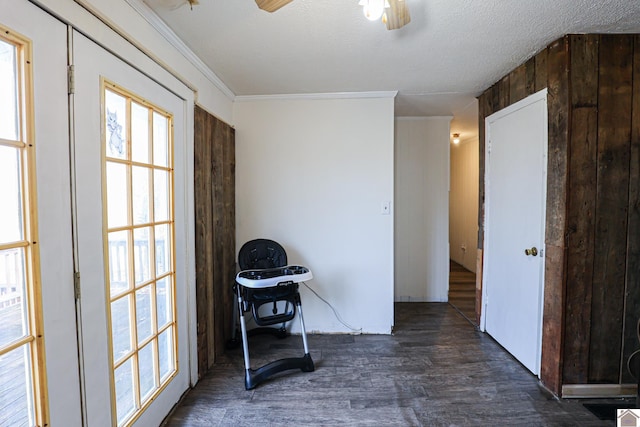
[141,0,640,139]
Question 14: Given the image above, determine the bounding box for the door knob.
[524,247,538,256]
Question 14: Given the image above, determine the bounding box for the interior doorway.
[448,116,479,326]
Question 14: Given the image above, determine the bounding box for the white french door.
[0,1,82,426]
[1,2,193,425]
[482,90,548,376]
[72,31,190,426]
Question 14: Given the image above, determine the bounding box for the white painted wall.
[394,117,451,302]
[449,136,479,272]
[233,95,395,334]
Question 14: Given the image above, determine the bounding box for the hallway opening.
[448,260,476,325]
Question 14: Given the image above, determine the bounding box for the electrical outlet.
[381,201,391,215]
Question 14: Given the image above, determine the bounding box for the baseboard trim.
[562,384,637,398]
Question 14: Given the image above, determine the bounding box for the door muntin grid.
[0,28,48,427]
[102,81,177,427]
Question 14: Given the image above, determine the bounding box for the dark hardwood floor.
[448,260,476,325]
[163,303,606,426]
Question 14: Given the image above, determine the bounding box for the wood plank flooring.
[163,303,606,426]
[449,260,476,325]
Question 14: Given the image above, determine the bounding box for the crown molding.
[235,91,398,102]
[124,0,235,100]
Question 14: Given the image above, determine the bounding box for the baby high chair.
[233,239,315,389]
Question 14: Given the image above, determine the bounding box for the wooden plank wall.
[541,38,570,397]
[563,34,599,385]
[194,105,236,379]
[478,34,640,394]
[564,34,640,386]
[626,36,640,386]
[622,35,640,383]
[477,36,569,395]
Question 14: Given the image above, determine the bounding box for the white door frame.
[480,89,548,375]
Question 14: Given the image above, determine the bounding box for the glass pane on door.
[0,40,19,141]
[0,248,28,348]
[0,145,23,243]
[0,27,46,427]
[0,344,34,425]
[103,83,177,426]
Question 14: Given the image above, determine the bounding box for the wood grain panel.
[222,124,236,352]
[534,48,548,92]
[490,82,501,114]
[509,64,527,105]
[211,116,225,360]
[541,243,566,394]
[545,36,570,249]
[622,35,640,384]
[589,35,633,383]
[211,116,237,361]
[540,36,569,395]
[525,56,537,97]
[563,34,599,384]
[497,75,510,111]
[194,105,214,378]
[194,105,236,377]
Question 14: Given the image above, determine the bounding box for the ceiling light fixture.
[359,0,390,22]
[452,133,460,144]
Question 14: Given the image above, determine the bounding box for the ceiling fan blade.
[384,0,411,30]
[255,0,294,12]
